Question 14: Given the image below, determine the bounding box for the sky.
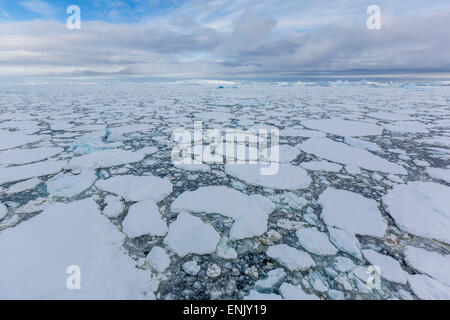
[0,0,449,79]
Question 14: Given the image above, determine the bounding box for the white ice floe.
[404,246,450,287]
[426,167,450,184]
[164,212,220,257]
[0,147,63,166]
[122,200,168,238]
[0,199,155,299]
[72,131,121,155]
[296,228,338,256]
[225,163,312,190]
[280,283,319,300]
[344,137,381,152]
[0,131,41,151]
[46,170,97,197]
[334,256,354,272]
[370,112,414,121]
[408,274,450,300]
[319,188,387,237]
[266,244,316,271]
[362,249,407,284]
[216,237,238,259]
[146,246,170,273]
[244,290,282,300]
[260,145,302,163]
[4,178,41,194]
[96,175,173,202]
[0,203,7,220]
[68,148,150,169]
[174,161,211,172]
[300,160,342,172]
[0,161,65,185]
[383,182,450,244]
[384,121,429,134]
[302,119,383,137]
[103,195,124,218]
[171,186,275,240]
[182,261,201,276]
[279,128,326,138]
[254,268,286,291]
[328,227,362,259]
[298,138,406,175]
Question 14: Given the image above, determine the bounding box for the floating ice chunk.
[254,268,286,291]
[426,167,450,184]
[319,188,387,237]
[334,256,354,272]
[0,131,41,151]
[344,137,381,152]
[384,121,429,134]
[0,161,65,185]
[300,160,342,172]
[370,112,414,121]
[280,283,319,300]
[0,147,63,166]
[5,178,41,194]
[298,138,406,175]
[328,227,362,259]
[244,290,282,300]
[122,201,168,238]
[279,192,307,209]
[68,149,146,169]
[171,186,275,240]
[408,274,450,300]
[72,131,121,155]
[146,246,170,273]
[225,163,311,190]
[0,203,7,220]
[266,244,316,271]
[46,170,97,197]
[216,237,238,259]
[164,212,220,257]
[362,249,407,284]
[279,128,326,138]
[0,214,19,230]
[103,195,123,218]
[0,199,155,299]
[260,145,302,163]
[404,246,450,287]
[174,161,211,172]
[96,175,173,202]
[296,228,338,256]
[302,119,383,137]
[182,261,201,276]
[383,182,450,244]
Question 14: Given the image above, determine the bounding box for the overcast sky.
[0,0,449,78]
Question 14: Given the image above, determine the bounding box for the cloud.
[19,0,55,18]
[0,0,449,77]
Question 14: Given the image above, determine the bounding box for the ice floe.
[96,175,173,202]
[302,119,383,137]
[0,161,65,185]
[146,246,171,273]
[383,182,450,244]
[280,283,319,300]
[0,147,63,166]
[362,249,407,284]
[171,186,275,239]
[296,227,338,256]
[46,170,97,197]
[266,244,316,271]
[122,200,168,238]
[164,212,220,257]
[319,188,387,237]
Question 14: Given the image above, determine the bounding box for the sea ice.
[0,147,63,166]
[164,212,220,257]
[103,195,124,218]
[46,170,97,197]
[408,274,450,300]
[404,246,450,286]
[362,249,407,284]
[426,167,450,184]
[0,199,155,299]
[298,138,407,175]
[266,244,316,271]
[122,200,168,238]
[0,161,65,185]
[171,186,275,240]
[244,290,282,300]
[279,283,319,300]
[96,175,173,202]
[225,163,312,190]
[296,228,338,256]
[0,131,41,151]
[383,182,450,244]
[319,188,387,237]
[146,246,171,273]
[254,268,286,291]
[328,227,362,259]
[0,203,7,220]
[302,119,383,137]
[300,160,342,172]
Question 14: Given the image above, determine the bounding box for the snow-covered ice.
[266,244,316,271]
[296,227,338,256]
[122,200,168,238]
